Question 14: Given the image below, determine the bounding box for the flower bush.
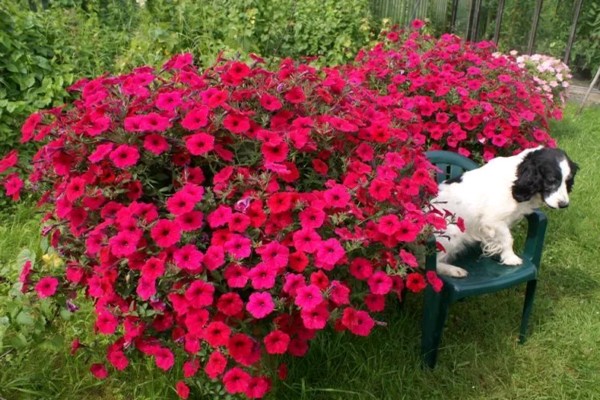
[511,52,572,106]
[0,21,569,399]
[0,51,445,398]
[347,22,562,161]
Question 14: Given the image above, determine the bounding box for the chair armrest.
[522,210,548,267]
[424,234,438,272]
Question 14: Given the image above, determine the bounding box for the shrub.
[512,52,572,106]
[349,23,562,161]
[0,52,445,398]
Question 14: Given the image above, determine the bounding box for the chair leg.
[519,279,537,344]
[422,289,450,368]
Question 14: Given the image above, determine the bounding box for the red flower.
[175,381,190,399]
[259,94,282,111]
[204,321,231,347]
[426,271,444,292]
[0,150,18,173]
[205,351,227,379]
[95,310,118,335]
[3,173,23,201]
[300,301,329,330]
[324,184,350,208]
[245,376,271,399]
[223,367,251,394]
[183,359,200,378]
[215,293,243,318]
[406,272,427,293]
[263,330,290,355]
[154,347,175,371]
[227,333,254,364]
[90,363,108,379]
[284,86,306,104]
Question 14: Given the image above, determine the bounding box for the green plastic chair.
[421,150,548,368]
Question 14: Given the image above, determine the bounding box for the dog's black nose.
[558,201,569,208]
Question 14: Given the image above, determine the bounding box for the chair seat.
[441,251,538,301]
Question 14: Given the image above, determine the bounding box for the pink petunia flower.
[176,210,204,232]
[155,91,182,111]
[173,244,204,271]
[150,219,181,248]
[109,144,140,169]
[223,113,250,134]
[185,280,214,307]
[294,284,322,311]
[166,191,197,216]
[246,292,275,319]
[248,263,277,290]
[315,238,345,267]
[224,234,252,259]
[323,184,350,208]
[292,228,322,254]
[35,276,59,298]
[88,143,114,163]
[140,112,172,132]
[143,134,170,155]
[184,132,215,155]
[367,271,393,295]
[258,241,289,269]
[207,205,233,228]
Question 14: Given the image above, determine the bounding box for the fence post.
[493,0,505,45]
[527,0,543,55]
[450,0,460,33]
[564,0,584,65]
[467,0,483,41]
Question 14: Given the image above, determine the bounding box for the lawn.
[1,104,599,400]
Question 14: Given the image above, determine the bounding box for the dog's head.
[512,147,579,209]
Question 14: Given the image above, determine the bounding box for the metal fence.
[371,0,585,65]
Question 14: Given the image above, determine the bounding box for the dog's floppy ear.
[512,157,542,202]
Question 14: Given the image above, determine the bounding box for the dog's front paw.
[438,263,469,278]
[501,254,522,266]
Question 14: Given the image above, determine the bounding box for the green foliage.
[0,3,74,156]
[116,0,376,71]
[572,1,600,74]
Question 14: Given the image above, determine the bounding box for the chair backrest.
[425,150,480,184]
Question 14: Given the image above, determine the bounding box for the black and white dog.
[433,147,579,278]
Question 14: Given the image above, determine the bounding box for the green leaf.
[16,248,35,270]
[8,332,28,349]
[15,311,34,326]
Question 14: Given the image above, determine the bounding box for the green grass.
[1,105,599,400]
